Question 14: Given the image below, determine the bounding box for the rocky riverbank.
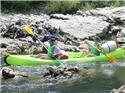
[111,84,125,93]
[0,6,125,56]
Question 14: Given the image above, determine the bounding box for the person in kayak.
[37,35,68,60]
[84,39,101,56]
[47,37,68,60]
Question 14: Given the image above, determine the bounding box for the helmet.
[43,35,55,42]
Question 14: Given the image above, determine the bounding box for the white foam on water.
[48,91,57,93]
[116,62,125,67]
[102,69,115,77]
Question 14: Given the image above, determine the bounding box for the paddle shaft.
[36,37,49,51]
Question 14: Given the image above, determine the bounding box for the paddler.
[84,39,101,56]
[37,35,68,60]
[47,37,68,59]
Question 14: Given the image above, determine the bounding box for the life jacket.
[47,45,54,57]
[47,45,68,59]
[90,43,100,56]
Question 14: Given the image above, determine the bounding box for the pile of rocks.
[1,6,125,55]
[43,65,79,78]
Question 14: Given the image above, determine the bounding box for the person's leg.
[59,54,69,60]
[36,54,51,59]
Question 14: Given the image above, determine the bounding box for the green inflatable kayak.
[4,48,125,66]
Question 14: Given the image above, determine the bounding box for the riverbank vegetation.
[1,0,125,14]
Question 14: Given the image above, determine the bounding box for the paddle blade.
[107,56,117,63]
[23,25,35,36]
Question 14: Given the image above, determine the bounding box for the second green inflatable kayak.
[4,48,125,66]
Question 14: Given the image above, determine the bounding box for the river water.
[1,60,125,93]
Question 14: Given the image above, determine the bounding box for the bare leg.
[36,54,51,59]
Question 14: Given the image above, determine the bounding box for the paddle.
[23,25,64,65]
[85,41,117,63]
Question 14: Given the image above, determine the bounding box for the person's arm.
[52,45,62,57]
[84,40,92,51]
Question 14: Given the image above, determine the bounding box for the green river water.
[1,60,125,93]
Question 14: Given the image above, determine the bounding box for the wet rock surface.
[0,6,125,55]
[43,65,79,78]
[0,65,96,86]
[0,67,28,80]
[111,85,125,93]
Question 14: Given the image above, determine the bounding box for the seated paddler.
[83,39,101,56]
[47,37,68,60]
[37,35,69,60]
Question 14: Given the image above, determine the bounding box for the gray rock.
[0,48,9,56]
[50,14,70,20]
[0,43,8,48]
[0,67,28,80]
[111,85,125,93]
[47,15,109,38]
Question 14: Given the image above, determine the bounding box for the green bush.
[49,0,80,14]
[81,0,125,12]
[1,1,31,13]
[82,3,93,12]
[1,1,125,14]
[110,1,124,7]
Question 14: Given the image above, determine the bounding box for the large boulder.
[47,14,109,38]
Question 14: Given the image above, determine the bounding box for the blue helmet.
[43,35,56,42]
